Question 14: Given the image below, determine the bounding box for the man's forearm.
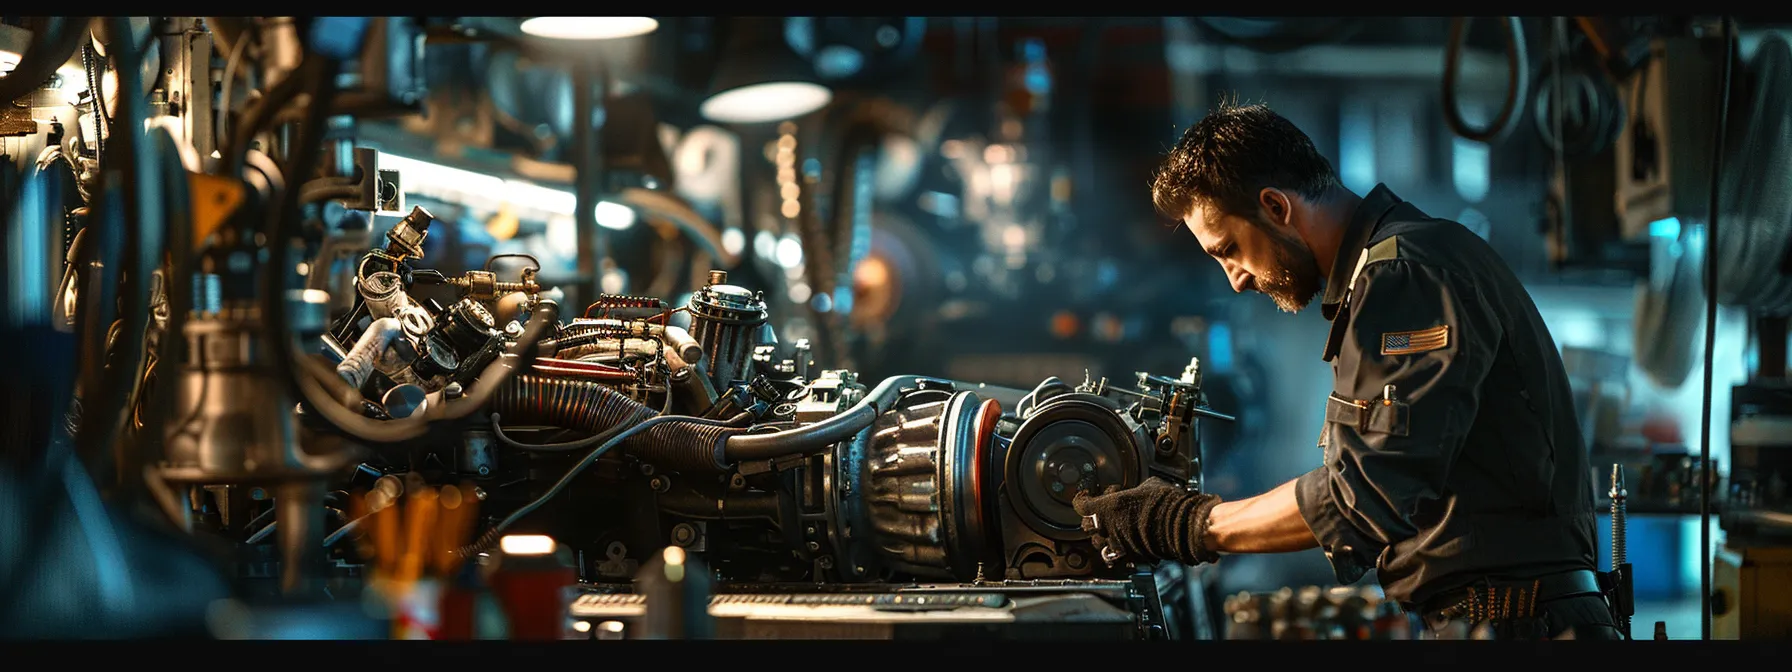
[1202,478,1320,554]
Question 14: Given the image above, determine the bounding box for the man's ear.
[1259,188,1293,226]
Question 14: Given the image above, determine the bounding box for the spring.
[585,293,669,317]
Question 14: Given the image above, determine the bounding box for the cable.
[472,411,753,550]
[1698,15,1735,643]
[1441,17,1530,143]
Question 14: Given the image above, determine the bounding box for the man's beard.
[1256,226,1322,314]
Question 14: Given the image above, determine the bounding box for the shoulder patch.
[1365,236,1400,264]
[1381,324,1450,355]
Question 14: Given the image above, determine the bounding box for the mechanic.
[1073,101,1619,640]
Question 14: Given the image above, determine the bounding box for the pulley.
[1003,393,1146,541]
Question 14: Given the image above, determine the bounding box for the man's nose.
[1226,266,1251,294]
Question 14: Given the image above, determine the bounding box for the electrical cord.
[1442,17,1530,143]
[463,411,754,554]
[1698,15,1735,643]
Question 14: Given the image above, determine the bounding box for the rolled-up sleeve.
[1296,260,1498,584]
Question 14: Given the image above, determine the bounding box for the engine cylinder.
[858,388,1001,580]
[687,271,767,392]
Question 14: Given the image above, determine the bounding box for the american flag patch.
[1381,325,1450,355]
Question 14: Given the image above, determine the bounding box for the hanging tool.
[1605,464,1635,639]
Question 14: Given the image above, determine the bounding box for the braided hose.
[491,374,745,472]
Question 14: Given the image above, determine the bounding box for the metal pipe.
[570,55,604,307]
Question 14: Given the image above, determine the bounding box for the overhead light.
[520,17,659,41]
[701,18,833,124]
[0,23,30,73]
[703,82,832,125]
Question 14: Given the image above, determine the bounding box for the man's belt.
[1419,569,1605,622]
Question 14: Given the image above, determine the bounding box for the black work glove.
[1072,476,1223,567]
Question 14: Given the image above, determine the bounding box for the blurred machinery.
[1222,586,1410,640]
[0,16,1241,640]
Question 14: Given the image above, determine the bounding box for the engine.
[301,212,1223,587]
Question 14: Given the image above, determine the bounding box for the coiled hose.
[490,374,747,472]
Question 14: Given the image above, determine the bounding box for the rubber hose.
[721,374,941,464]
[491,374,745,471]
[1441,17,1530,144]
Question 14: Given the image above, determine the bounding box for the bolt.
[855,566,866,574]
[477,465,491,476]
[1081,463,1094,473]
[649,476,669,492]
[472,487,488,501]
[806,525,817,535]
[639,464,655,475]
[671,524,698,547]
[1066,552,1087,569]
[806,541,820,551]
[444,382,464,399]
[817,557,834,569]
[249,488,267,501]
[730,474,746,489]
[1051,482,1064,493]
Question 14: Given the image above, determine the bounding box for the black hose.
[458,411,754,556]
[261,54,339,446]
[1442,17,1530,143]
[721,374,941,465]
[222,61,313,178]
[1698,16,1735,643]
[489,375,747,471]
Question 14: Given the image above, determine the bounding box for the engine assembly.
[287,214,1226,590]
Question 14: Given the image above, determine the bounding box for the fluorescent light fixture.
[498,534,557,556]
[595,200,636,230]
[700,81,832,125]
[379,152,657,237]
[520,17,659,41]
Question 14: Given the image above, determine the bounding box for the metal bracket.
[1130,567,1168,640]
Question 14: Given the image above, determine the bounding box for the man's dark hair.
[1150,100,1342,223]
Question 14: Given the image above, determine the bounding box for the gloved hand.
[1072,476,1224,567]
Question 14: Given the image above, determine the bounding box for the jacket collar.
[1319,183,1403,322]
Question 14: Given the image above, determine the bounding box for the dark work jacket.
[1292,184,1598,609]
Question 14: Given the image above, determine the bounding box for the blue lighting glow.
[1208,323,1233,372]
[1650,217,1681,239]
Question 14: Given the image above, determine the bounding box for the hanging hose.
[1697,16,1736,643]
[490,374,748,471]
[721,374,943,465]
[1442,17,1530,143]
